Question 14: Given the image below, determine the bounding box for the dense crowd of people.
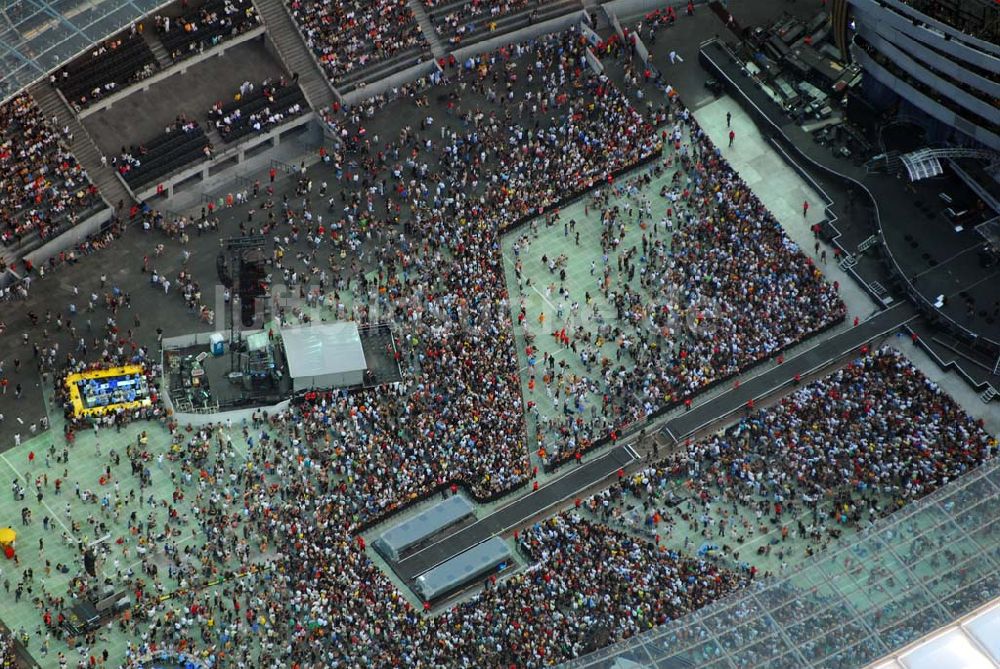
[428,0,536,44]
[237,30,665,525]
[589,348,995,575]
[153,0,262,62]
[0,94,100,246]
[287,0,426,81]
[73,30,843,667]
[0,629,15,669]
[0,10,995,669]
[208,79,305,141]
[523,108,846,465]
[27,347,982,669]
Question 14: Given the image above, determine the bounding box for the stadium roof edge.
[0,0,175,106]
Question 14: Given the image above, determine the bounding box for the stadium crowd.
[428,0,534,44]
[44,348,986,669]
[526,112,846,466]
[242,29,664,524]
[0,12,993,669]
[590,348,995,572]
[153,0,262,62]
[0,94,100,246]
[93,20,844,489]
[0,629,14,669]
[287,0,426,81]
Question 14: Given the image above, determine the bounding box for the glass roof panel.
[899,628,994,669]
[0,0,174,104]
[964,602,1000,663]
[560,458,1000,669]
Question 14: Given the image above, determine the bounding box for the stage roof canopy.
[282,322,367,389]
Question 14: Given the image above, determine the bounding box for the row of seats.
[120,125,210,188]
[154,0,261,63]
[211,82,307,144]
[0,93,100,247]
[334,43,430,93]
[286,0,427,83]
[425,0,581,46]
[53,31,158,109]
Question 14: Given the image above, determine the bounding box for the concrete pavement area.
[0,2,997,667]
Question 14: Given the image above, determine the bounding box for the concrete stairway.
[28,81,133,212]
[252,0,337,113]
[141,27,172,69]
[408,0,446,60]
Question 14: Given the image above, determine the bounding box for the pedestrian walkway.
[665,300,919,440]
[692,96,875,321]
[391,444,636,582]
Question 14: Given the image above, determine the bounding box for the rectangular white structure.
[282,322,367,390]
[413,537,511,602]
[373,496,476,563]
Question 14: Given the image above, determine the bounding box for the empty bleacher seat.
[209,80,307,143]
[118,124,210,188]
[54,31,159,110]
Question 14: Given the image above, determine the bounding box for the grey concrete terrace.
[81,37,289,154]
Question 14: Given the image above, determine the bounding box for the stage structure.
[161,320,388,425]
[65,365,153,419]
[281,322,368,391]
[217,234,269,370]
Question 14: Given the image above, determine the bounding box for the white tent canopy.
[281,322,367,390]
